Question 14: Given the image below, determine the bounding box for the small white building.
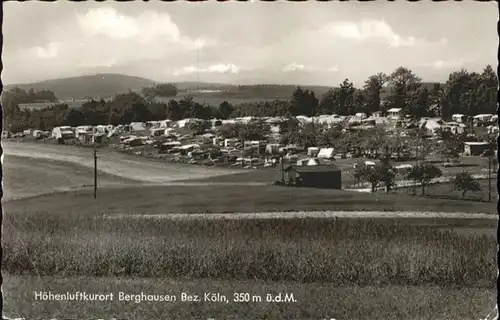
[150,128,166,137]
[473,114,494,124]
[394,164,413,175]
[52,126,75,140]
[387,108,403,121]
[441,122,466,135]
[487,125,499,134]
[198,133,215,144]
[179,144,200,154]
[354,112,367,120]
[177,118,199,128]
[452,114,467,123]
[317,148,335,159]
[32,130,44,138]
[224,138,239,148]
[463,141,490,156]
[129,122,147,132]
[420,118,443,135]
[122,136,144,147]
[297,158,322,166]
[265,143,281,155]
[307,147,320,157]
[94,125,108,134]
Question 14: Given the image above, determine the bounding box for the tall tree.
[406,86,430,118]
[406,163,442,195]
[477,65,498,114]
[321,79,356,116]
[218,101,235,120]
[318,89,336,115]
[452,171,481,199]
[363,73,389,115]
[387,67,422,115]
[290,87,318,116]
[441,69,482,118]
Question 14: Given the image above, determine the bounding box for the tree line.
[2,65,497,132]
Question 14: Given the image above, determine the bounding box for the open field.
[3,144,497,319]
[2,141,247,183]
[2,155,140,201]
[390,178,497,202]
[157,93,284,107]
[3,275,495,320]
[4,184,497,214]
[3,200,496,318]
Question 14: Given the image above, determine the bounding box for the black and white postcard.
[1,1,498,319]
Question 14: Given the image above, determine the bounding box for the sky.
[3,1,498,86]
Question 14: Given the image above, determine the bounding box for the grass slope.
[2,155,139,200]
[4,185,496,214]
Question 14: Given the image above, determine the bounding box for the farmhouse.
[463,141,490,156]
[284,164,342,189]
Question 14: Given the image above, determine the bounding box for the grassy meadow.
[5,184,497,215]
[393,178,497,202]
[2,183,497,318]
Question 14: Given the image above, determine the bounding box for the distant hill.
[4,74,157,100]
[4,74,335,105]
[4,73,444,106]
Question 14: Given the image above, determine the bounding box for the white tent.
[317,148,335,159]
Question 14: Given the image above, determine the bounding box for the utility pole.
[413,132,419,196]
[281,155,285,185]
[488,154,492,202]
[93,146,98,199]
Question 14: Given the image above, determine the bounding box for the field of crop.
[2,150,497,319]
[4,209,496,284]
[164,93,282,107]
[3,200,497,318]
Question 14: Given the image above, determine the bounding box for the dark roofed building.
[284,164,342,189]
